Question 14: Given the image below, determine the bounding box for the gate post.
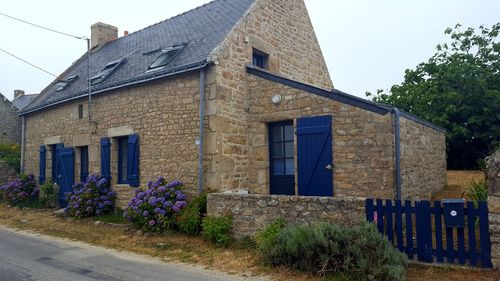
[487,150,500,269]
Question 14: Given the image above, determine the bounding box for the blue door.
[56,147,74,207]
[297,115,333,196]
[269,121,295,195]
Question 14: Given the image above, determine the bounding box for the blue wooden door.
[297,115,333,196]
[56,147,74,207]
[269,121,295,195]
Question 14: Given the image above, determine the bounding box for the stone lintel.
[107,126,134,138]
[44,136,61,145]
[73,134,90,147]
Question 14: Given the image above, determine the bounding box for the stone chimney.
[14,89,25,99]
[91,22,118,49]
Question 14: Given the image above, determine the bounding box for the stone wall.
[399,117,447,200]
[205,0,333,192]
[207,193,366,237]
[487,150,500,269]
[0,94,21,144]
[246,74,396,198]
[24,71,212,208]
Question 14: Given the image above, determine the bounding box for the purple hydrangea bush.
[64,174,116,219]
[124,177,188,232]
[0,174,39,204]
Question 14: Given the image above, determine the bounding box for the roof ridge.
[114,0,222,42]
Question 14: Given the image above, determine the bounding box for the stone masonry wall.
[0,94,21,144]
[24,71,211,208]
[487,150,500,269]
[399,117,447,200]
[205,0,333,192]
[207,193,366,237]
[246,75,396,198]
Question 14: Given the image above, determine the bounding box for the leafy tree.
[367,23,500,169]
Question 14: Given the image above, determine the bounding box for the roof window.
[91,59,125,85]
[55,75,79,92]
[147,44,187,72]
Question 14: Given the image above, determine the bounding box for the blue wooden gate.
[56,147,74,207]
[365,199,492,268]
[297,115,333,196]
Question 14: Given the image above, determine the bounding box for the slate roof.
[12,94,38,110]
[22,0,256,114]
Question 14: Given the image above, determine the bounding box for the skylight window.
[55,75,79,92]
[147,44,186,71]
[91,59,125,86]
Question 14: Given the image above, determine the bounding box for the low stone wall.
[0,160,17,185]
[207,193,366,238]
[487,150,500,269]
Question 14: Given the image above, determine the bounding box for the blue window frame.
[80,146,89,182]
[50,145,57,181]
[252,49,268,69]
[270,122,294,176]
[117,137,128,184]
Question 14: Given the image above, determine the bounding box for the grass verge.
[0,203,498,281]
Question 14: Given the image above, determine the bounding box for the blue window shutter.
[127,134,140,187]
[100,137,111,182]
[39,145,46,184]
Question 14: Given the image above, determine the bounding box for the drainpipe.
[20,115,25,173]
[197,67,206,194]
[393,107,402,200]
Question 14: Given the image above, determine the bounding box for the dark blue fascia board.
[246,64,389,115]
[19,60,208,116]
[399,111,447,133]
[246,64,446,133]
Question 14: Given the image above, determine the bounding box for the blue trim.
[246,64,447,133]
[117,137,128,184]
[80,146,89,183]
[246,64,389,115]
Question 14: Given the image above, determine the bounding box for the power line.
[0,11,85,40]
[0,47,57,77]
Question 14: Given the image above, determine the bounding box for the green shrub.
[0,143,21,173]
[260,222,407,281]
[40,182,58,208]
[467,179,488,205]
[177,193,207,235]
[254,218,287,248]
[201,215,232,247]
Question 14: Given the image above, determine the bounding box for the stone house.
[0,90,37,145]
[20,0,446,207]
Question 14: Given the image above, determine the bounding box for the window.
[270,122,294,176]
[80,146,89,182]
[78,104,84,119]
[252,49,269,69]
[55,75,79,92]
[117,137,128,184]
[91,59,125,85]
[147,44,186,71]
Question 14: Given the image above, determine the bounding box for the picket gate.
[365,199,492,268]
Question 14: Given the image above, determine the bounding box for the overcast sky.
[1,0,499,101]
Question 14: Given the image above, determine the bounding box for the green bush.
[467,179,488,205]
[201,215,232,247]
[0,143,21,173]
[40,182,58,208]
[254,218,287,248]
[259,222,407,281]
[177,193,207,235]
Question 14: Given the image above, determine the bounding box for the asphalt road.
[0,227,266,281]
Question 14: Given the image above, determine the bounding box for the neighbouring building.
[0,90,37,145]
[20,0,446,207]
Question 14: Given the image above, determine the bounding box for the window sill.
[114,183,132,188]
